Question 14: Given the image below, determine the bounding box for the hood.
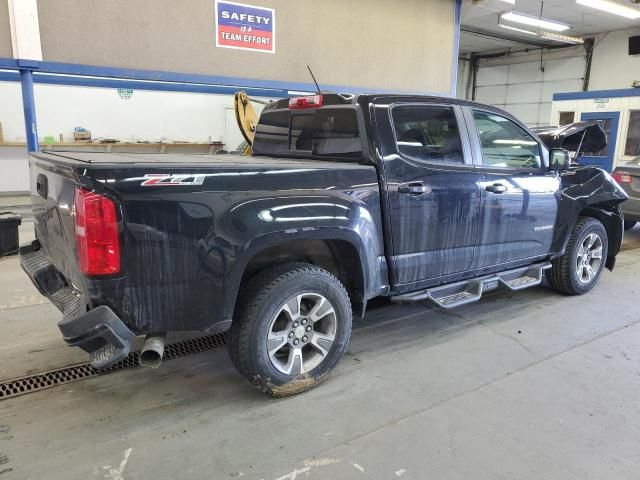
[532,121,607,154]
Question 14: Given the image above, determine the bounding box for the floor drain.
[0,333,226,401]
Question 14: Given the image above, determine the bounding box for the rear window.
[252,108,362,160]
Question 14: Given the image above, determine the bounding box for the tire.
[547,216,608,295]
[228,262,352,397]
[624,220,637,231]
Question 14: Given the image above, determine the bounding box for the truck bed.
[25,150,385,342]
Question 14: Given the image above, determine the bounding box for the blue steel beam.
[19,69,39,152]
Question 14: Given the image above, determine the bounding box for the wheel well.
[237,239,366,316]
[579,203,623,269]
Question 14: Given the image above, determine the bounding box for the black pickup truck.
[20,93,627,396]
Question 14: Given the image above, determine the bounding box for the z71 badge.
[140,174,206,186]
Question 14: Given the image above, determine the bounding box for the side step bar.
[391,262,552,309]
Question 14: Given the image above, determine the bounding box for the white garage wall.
[0,81,267,193]
[550,96,640,170]
[463,28,640,128]
[473,46,585,127]
[590,28,640,91]
[0,81,266,144]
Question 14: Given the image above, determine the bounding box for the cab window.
[391,105,464,164]
[473,111,542,169]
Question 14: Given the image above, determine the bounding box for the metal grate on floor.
[0,332,226,401]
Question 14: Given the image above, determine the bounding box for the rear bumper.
[19,240,135,368]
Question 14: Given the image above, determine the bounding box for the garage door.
[474,55,585,128]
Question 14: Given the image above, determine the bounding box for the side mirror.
[549,148,570,171]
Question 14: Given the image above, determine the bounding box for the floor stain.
[0,454,8,466]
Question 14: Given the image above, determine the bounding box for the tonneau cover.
[35,151,365,168]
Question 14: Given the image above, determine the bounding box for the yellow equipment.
[234,91,265,155]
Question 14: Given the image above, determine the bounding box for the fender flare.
[221,227,383,320]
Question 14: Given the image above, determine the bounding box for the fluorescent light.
[540,31,585,44]
[501,11,571,32]
[576,0,640,19]
[499,23,538,35]
[499,0,516,4]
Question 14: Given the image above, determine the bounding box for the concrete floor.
[1,220,640,479]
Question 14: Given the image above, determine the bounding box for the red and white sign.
[215,0,275,53]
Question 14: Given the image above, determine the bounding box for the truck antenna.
[307,65,321,93]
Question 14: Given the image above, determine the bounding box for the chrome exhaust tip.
[139,335,166,368]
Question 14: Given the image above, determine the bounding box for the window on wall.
[559,111,575,126]
[624,110,640,157]
[472,110,542,169]
[582,119,611,157]
[391,105,464,164]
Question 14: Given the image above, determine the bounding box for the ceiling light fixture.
[500,11,571,32]
[576,0,640,19]
[540,31,585,44]
[498,23,538,35]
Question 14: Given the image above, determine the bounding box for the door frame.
[372,100,481,288]
[461,105,559,268]
[579,111,620,172]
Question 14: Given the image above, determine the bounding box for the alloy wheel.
[575,232,603,284]
[266,293,337,375]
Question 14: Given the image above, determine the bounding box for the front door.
[579,111,620,172]
[467,109,559,268]
[375,102,482,288]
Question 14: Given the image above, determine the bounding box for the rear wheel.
[624,220,637,231]
[228,262,352,397]
[547,216,608,295]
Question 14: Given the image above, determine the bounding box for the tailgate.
[28,154,83,284]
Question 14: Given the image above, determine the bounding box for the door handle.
[485,183,507,194]
[398,182,428,195]
[36,174,48,199]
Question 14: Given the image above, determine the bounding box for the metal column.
[19,69,39,152]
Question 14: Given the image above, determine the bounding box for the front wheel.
[228,262,352,397]
[547,216,608,295]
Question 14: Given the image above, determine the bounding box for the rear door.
[465,108,559,268]
[374,101,482,288]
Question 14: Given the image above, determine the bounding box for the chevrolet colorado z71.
[20,94,627,396]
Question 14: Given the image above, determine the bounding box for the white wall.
[456,56,472,100]
[550,96,640,170]
[590,28,640,91]
[0,81,266,193]
[0,81,265,144]
[0,146,29,194]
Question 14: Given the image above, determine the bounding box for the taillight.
[74,187,121,275]
[612,171,632,184]
[288,94,323,109]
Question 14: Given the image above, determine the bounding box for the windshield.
[252,107,363,161]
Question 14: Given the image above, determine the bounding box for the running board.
[391,262,552,309]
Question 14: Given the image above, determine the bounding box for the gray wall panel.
[0,2,12,58]
[37,0,455,93]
